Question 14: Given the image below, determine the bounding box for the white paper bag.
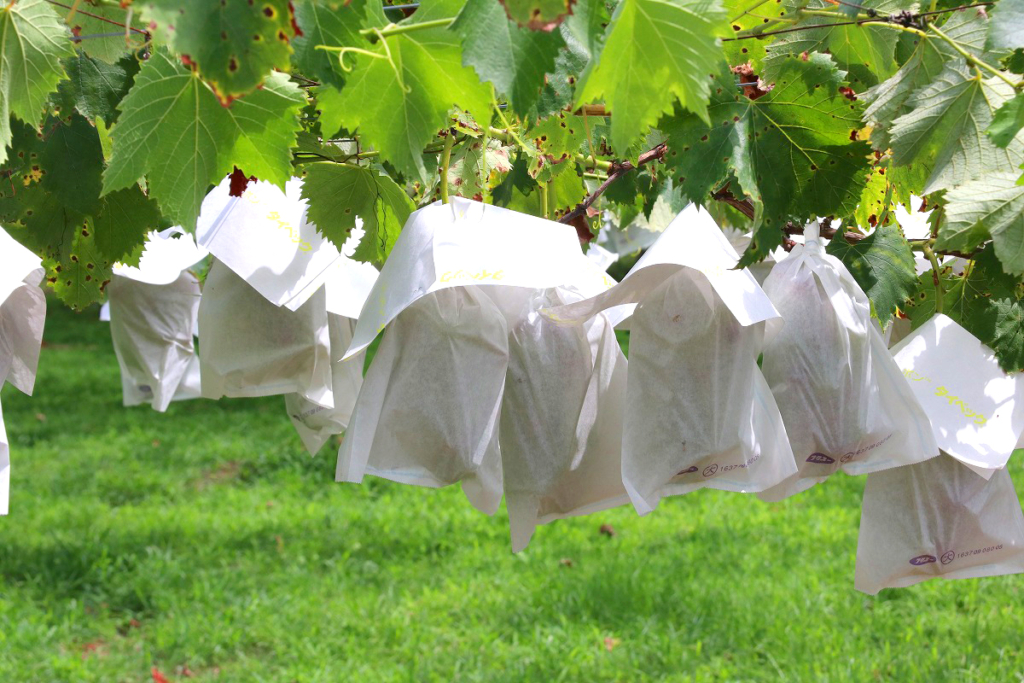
[544,205,795,515]
[623,271,795,513]
[286,315,364,455]
[196,177,347,311]
[337,286,508,514]
[199,259,333,406]
[497,286,629,551]
[113,227,208,286]
[855,453,1024,594]
[757,224,938,501]
[0,227,46,396]
[892,315,1024,478]
[107,271,202,412]
[1,398,9,516]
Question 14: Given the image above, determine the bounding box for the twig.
[439,130,455,204]
[923,242,945,312]
[45,0,148,34]
[557,143,667,225]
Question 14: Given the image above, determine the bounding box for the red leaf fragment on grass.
[152,667,170,683]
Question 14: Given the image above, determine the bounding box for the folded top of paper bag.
[113,227,209,285]
[0,227,43,305]
[196,176,349,311]
[343,198,614,359]
[543,204,780,333]
[892,314,1024,474]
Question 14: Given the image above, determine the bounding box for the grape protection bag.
[108,272,202,412]
[0,227,46,515]
[338,198,623,524]
[496,287,629,550]
[337,286,508,514]
[757,223,938,501]
[545,205,795,515]
[891,314,1024,479]
[199,259,333,407]
[285,254,379,456]
[196,176,347,311]
[105,228,207,412]
[855,453,1024,594]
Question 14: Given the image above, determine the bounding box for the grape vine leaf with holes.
[0,0,74,165]
[940,172,1024,274]
[102,49,305,230]
[292,0,365,89]
[300,162,415,266]
[498,0,576,31]
[859,10,985,150]
[525,113,591,181]
[452,0,565,118]
[134,0,299,103]
[574,0,729,153]
[889,61,1024,195]
[663,54,871,265]
[825,221,918,325]
[315,0,492,183]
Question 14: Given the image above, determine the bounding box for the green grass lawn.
[1,303,1023,682]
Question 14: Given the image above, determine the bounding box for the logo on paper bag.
[677,466,699,475]
[702,464,719,477]
[806,453,835,464]
[941,551,955,565]
[909,554,937,566]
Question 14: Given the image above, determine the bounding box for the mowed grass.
[1,303,1023,683]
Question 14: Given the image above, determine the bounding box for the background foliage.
[0,0,1023,367]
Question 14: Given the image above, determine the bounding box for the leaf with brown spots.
[135,0,298,102]
[48,221,113,311]
[500,0,576,31]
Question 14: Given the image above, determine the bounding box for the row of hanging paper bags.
[2,176,1024,595]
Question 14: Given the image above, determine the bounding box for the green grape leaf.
[988,94,1024,149]
[852,165,889,230]
[293,0,365,89]
[890,62,1024,194]
[987,0,1024,52]
[826,221,918,324]
[664,55,870,263]
[1004,49,1024,75]
[92,187,164,263]
[47,221,112,310]
[941,172,1024,274]
[67,1,142,64]
[446,138,515,200]
[0,0,74,165]
[762,0,911,91]
[987,297,1024,372]
[316,2,493,183]
[57,52,139,125]
[575,0,727,153]
[300,162,415,266]
[453,0,565,117]
[102,50,305,229]
[534,0,608,118]
[499,0,575,31]
[723,0,789,67]
[38,113,104,217]
[136,0,298,103]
